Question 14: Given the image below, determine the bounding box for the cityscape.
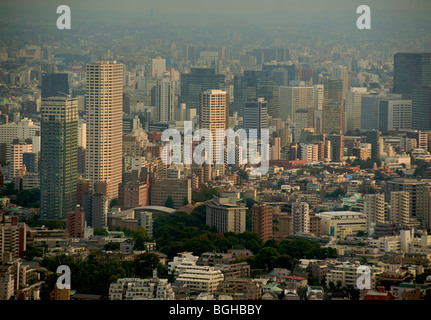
[1,0,431,310]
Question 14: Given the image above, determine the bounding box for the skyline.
[1,0,431,309]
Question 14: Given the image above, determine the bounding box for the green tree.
[183,197,189,205]
[165,196,174,208]
[133,227,149,250]
[134,252,160,278]
[94,228,109,235]
[104,242,121,251]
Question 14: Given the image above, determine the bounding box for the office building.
[361,93,402,131]
[180,67,225,109]
[206,196,247,234]
[332,65,349,100]
[317,211,367,238]
[40,97,78,220]
[86,61,123,200]
[279,85,314,121]
[41,73,69,98]
[0,118,40,144]
[151,58,166,78]
[150,178,191,209]
[233,70,278,117]
[323,78,344,101]
[243,98,268,139]
[345,87,368,132]
[83,191,109,229]
[379,99,412,133]
[327,134,344,162]
[411,85,431,131]
[293,108,314,142]
[322,100,344,135]
[393,52,431,99]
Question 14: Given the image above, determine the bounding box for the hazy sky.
[1,0,430,28]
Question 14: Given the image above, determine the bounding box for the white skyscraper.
[199,90,228,164]
[151,58,166,78]
[332,65,349,100]
[86,61,123,200]
[279,85,314,121]
[345,87,368,132]
[155,77,175,122]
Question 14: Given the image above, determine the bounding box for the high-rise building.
[180,67,225,109]
[279,84,314,121]
[378,99,412,133]
[22,152,38,173]
[0,216,26,259]
[8,141,32,177]
[118,180,148,209]
[86,61,123,200]
[150,178,192,209]
[323,78,344,101]
[327,135,344,162]
[386,179,430,227]
[345,87,368,132]
[40,97,78,220]
[243,98,268,139]
[83,191,109,229]
[363,194,385,233]
[0,118,40,144]
[66,205,85,238]
[251,204,273,242]
[332,65,349,100]
[322,100,344,134]
[411,85,431,131]
[365,130,381,160]
[361,93,402,131]
[291,202,310,234]
[393,52,431,99]
[199,90,228,163]
[205,196,247,234]
[151,58,166,78]
[153,77,175,122]
[233,70,277,117]
[293,108,314,142]
[390,191,410,226]
[41,73,69,98]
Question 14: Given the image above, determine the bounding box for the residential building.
[206,196,247,234]
[40,97,78,219]
[86,61,123,200]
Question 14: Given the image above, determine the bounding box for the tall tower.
[153,77,175,122]
[199,90,228,164]
[86,61,123,200]
[291,202,310,234]
[40,97,78,219]
[393,52,431,99]
[243,98,268,139]
[322,100,344,135]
